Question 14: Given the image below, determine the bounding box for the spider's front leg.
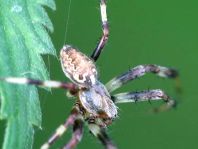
[63,115,84,149]
[106,64,179,92]
[112,89,176,112]
[91,0,109,61]
[88,121,117,149]
[41,105,84,149]
[41,114,76,149]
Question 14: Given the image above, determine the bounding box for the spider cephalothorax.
[0,0,179,149]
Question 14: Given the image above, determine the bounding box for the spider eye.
[60,45,98,87]
[78,75,83,80]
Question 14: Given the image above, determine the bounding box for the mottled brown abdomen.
[60,45,97,88]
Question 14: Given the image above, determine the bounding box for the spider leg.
[106,64,178,92]
[91,0,109,61]
[0,77,77,91]
[41,107,80,149]
[112,89,177,112]
[88,121,117,149]
[62,116,84,149]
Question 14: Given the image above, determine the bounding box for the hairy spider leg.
[112,89,176,112]
[88,121,117,149]
[41,106,81,149]
[91,0,109,61]
[63,115,84,149]
[106,64,178,92]
[0,77,77,91]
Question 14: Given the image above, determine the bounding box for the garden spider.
[0,0,178,149]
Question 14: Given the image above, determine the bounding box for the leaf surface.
[0,0,56,148]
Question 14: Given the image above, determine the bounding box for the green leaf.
[0,0,56,149]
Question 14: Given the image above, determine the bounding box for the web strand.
[63,0,72,44]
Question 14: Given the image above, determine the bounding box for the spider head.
[79,81,118,121]
[60,45,98,88]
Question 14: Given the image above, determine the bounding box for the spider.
[0,0,179,149]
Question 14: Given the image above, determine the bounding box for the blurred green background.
[1,0,198,149]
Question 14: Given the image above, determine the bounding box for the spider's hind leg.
[91,0,109,61]
[106,64,179,92]
[112,89,177,112]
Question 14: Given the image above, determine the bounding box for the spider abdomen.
[60,45,98,88]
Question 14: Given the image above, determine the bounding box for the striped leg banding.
[106,64,179,92]
[40,114,77,149]
[0,77,77,90]
[112,89,177,112]
[91,0,109,61]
